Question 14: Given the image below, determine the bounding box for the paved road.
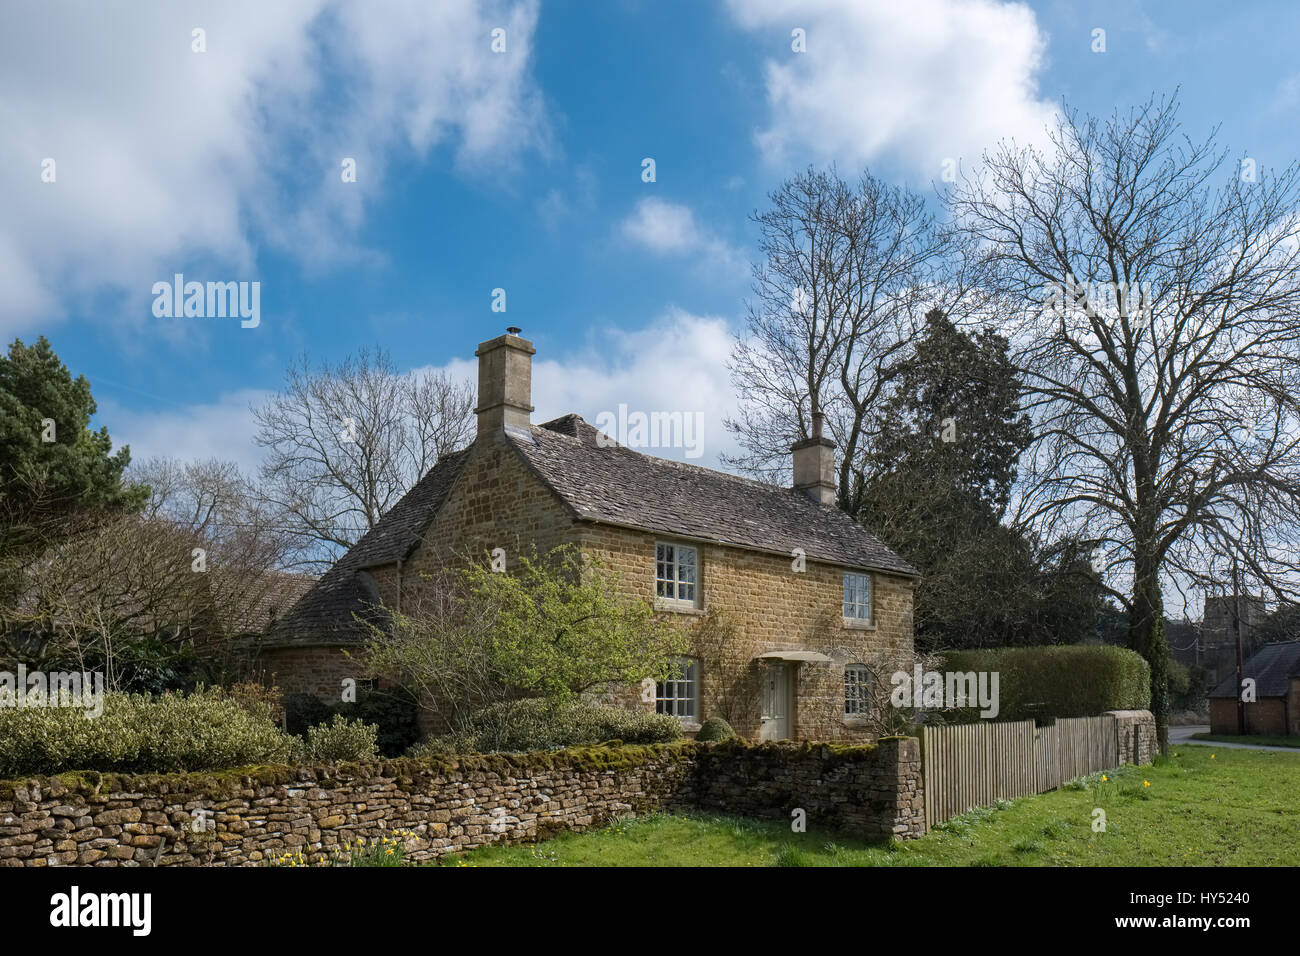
[1169,724,1300,752]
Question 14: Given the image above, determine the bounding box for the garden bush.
[284,688,420,757]
[415,698,683,754]
[940,644,1150,723]
[696,716,735,742]
[302,714,380,763]
[283,692,334,738]
[334,688,421,757]
[0,689,295,777]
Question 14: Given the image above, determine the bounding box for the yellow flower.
[1101,775,1107,782]
[1143,780,1150,787]
[1211,754,1216,759]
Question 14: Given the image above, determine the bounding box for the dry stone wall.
[688,737,926,839]
[0,738,925,867]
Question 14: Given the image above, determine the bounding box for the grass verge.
[446,745,1300,866]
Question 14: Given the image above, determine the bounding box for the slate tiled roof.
[514,415,917,577]
[340,447,474,568]
[1209,641,1300,698]
[265,415,915,646]
[261,449,471,646]
[228,571,318,635]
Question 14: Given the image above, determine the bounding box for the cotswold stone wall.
[1108,710,1158,765]
[689,737,925,839]
[0,738,925,866]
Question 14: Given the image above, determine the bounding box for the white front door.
[760,663,793,741]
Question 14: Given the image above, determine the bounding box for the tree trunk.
[1129,563,1170,755]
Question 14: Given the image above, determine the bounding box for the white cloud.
[536,311,741,468]
[107,311,745,481]
[724,0,1058,176]
[0,0,548,338]
[98,389,271,477]
[426,310,743,469]
[619,198,746,277]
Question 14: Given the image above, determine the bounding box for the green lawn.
[1190,732,1300,748]
[447,745,1300,866]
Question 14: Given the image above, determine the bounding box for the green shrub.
[302,714,379,763]
[940,645,1150,723]
[284,688,420,758]
[30,637,202,696]
[418,698,683,754]
[696,716,735,742]
[334,688,421,757]
[0,689,295,777]
[283,693,334,738]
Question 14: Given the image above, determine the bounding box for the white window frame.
[655,541,700,608]
[844,664,872,717]
[656,656,700,719]
[843,571,872,622]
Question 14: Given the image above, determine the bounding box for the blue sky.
[4,0,1299,473]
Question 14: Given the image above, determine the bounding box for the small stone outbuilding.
[1208,640,1300,736]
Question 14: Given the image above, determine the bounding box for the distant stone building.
[1169,593,1269,692]
[259,329,918,743]
[1202,594,1267,645]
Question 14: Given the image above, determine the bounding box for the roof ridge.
[532,414,797,495]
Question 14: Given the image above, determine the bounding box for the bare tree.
[252,349,474,569]
[132,457,302,668]
[5,513,207,688]
[722,166,955,515]
[951,94,1300,749]
[4,458,304,685]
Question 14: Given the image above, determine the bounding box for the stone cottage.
[259,329,918,742]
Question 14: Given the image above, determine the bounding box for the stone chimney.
[474,327,535,438]
[792,411,835,506]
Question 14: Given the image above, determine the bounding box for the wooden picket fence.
[922,714,1120,827]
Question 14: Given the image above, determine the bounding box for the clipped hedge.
[696,716,735,742]
[0,689,295,777]
[415,698,684,755]
[940,644,1150,723]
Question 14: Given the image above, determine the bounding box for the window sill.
[841,716,873,729]
[656,601,706,616]
[842,618,877,630]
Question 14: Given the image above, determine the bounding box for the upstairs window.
[844,665,872,716]
[656,542,699,606]
[843,571,872,621]
[656,656,699,718]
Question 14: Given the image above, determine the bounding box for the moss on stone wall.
[0,742,706,797]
